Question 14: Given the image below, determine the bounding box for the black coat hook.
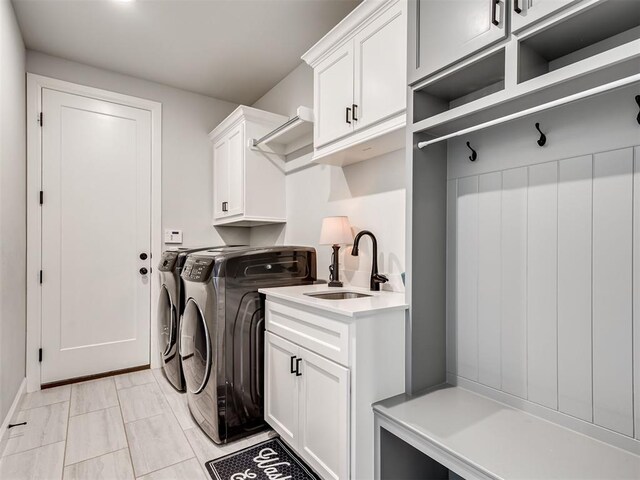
[466,142,477,162]
[535,123,547,147]
[635,95,640,125]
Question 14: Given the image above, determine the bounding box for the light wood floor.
[0,369,275,479]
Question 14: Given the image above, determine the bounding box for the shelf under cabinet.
[250,106,314,157]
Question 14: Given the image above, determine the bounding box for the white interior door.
[41,88,152,384]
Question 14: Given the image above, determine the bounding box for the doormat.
[205,437,321,480]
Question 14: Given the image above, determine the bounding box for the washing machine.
[157,246,239,391]
[179,246,317,444]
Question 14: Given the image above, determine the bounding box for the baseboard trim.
[41,364,150,389]
[0,378,27,456]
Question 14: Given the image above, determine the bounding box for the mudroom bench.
[373,386,640,480]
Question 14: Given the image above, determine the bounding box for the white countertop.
[374,386,640,480]
[259,284,408,318]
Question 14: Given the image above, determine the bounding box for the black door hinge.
[38,112,43,126]
[39,191,43,205]
[38,348,43,362]
[39,270,43,284]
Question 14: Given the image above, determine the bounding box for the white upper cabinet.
[212,136,230,220]
[353,1,407,130]
[209,106,288,227]
[511,0,580,32]
[314,42,355,148]
[409,0,507,84]
[303,0,407,166]
[213,122,244,219]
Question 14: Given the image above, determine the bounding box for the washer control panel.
[181,257,215,282]
[158,251,179,272]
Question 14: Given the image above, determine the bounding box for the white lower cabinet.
[265,332,300,447]
[266,332,350,480]
[264,298,406,480]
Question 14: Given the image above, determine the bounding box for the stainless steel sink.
[304,291,372,300]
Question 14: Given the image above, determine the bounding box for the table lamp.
[319,216,353,287]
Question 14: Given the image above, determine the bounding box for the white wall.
[25,51,250,249]
[251,64,406,290]
[0,0,26,422]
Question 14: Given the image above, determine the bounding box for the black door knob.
[139,267,148,275]
[140,253,148,260]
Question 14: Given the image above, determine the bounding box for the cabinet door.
[409,0,507,84]
[265,332,300,447]
[298,348,350,480]
[226,123,245,217]
[511,0,579,32]
[314,42,355,148]
[212,136,229,220]
[353,0,407,131]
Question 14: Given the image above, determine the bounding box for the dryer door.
[158,285,176,357]
[180,299,211,394]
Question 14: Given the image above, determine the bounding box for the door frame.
[26,74,162,392]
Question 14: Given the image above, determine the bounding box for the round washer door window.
[180,299,211,394]
[157,285,176,356]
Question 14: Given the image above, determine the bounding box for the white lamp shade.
[319,216,353,245]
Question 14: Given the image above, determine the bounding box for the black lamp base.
[328,244,343,288]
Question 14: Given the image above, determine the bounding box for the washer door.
[180,299,211,394]
[157,285,176,357]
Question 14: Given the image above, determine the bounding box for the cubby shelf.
[412,39,640,140]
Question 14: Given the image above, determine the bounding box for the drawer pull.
[295,358,302,376]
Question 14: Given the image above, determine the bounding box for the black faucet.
[351,230,389,291]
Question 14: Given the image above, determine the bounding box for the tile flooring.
[0,369,276,480]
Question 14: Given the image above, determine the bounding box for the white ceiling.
[12,0,360,104]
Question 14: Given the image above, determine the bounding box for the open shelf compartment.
[413,48,506,125]
[518,0,640,84]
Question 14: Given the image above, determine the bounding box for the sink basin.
[304,291,372,300]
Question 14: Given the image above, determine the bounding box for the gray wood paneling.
[447,145,638,439]
[500,167,528,399]
[557,155,593,422]
[527,162,558,409]
[592,148,634,436]
[477,172,502,389]
[456,176,479,381]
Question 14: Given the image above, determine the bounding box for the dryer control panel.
[181,257,215,282]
